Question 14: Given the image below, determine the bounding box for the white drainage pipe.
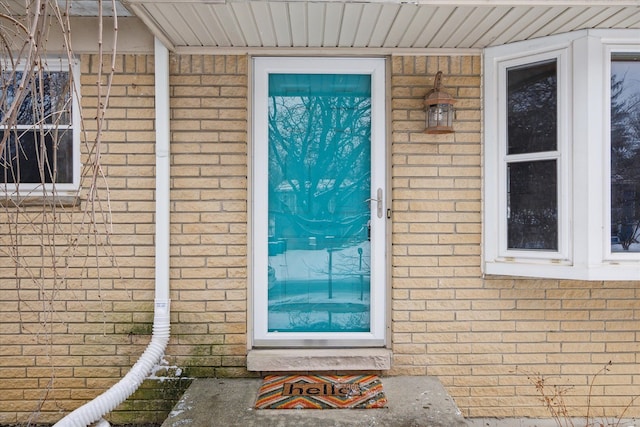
[92,419,111,427]
[54,308,170,427]
[54,37,172,427]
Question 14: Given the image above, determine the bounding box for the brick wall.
[167,54,249,377]
[1,52,639,423]
[389,55,483,377]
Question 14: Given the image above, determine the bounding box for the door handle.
[376,188,383,218]
[366,188,383,219]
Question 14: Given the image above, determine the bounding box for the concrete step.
[161,376,468,427]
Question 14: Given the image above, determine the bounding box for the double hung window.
[484,29,640,280]
[0,59,79,196]
[505,58,562,253]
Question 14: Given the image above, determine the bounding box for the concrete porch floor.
[161,376,468,427]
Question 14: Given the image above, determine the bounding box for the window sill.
[484,260,640,281]
[0,194,79,208]
[247,348,392,372]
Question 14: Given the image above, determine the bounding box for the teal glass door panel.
[267,74,372,333]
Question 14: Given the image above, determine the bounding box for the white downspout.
[55,37,171,427]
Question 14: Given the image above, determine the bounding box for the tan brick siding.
[1,52,639,423]
[167,54,249,378]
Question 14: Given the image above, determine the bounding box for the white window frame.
[604,43,640,264]
[250,57,388,347]
[497,50,571,262]
[1,57,81,197]
[484,29,640,280]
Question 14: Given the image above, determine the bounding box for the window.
[484,29,640,280]
[506,60,559,252]
[0,59,79,195]
[610,54,640,254]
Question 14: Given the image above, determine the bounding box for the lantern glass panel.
[427,103,454,129]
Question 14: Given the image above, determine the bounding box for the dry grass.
[526,361,638,427]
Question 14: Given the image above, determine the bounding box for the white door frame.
[251,57,387,347]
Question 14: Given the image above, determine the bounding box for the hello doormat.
[254,374,387,409]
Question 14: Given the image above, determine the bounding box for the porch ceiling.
[121,0,640,53]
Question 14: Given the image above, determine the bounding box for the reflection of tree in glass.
[287,309,368,331]
[507,61,557,155]
[1,71,71,125]
[611,67,640,251]
[506,61,558,250]
[268,84,371,245]
[323,246,370,278]
[288,311,312,329]
[1,70,72,184]
[507,161,558,250]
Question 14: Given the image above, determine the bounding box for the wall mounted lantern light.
[424,71,456,134]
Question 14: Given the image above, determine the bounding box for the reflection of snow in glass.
[611,242,640,253]
[268,243,371,332]
[269,243,370,283]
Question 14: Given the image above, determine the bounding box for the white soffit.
[121,0,640,52]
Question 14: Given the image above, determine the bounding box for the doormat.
[255,374,387,409]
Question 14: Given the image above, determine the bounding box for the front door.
[252,57,387,347]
